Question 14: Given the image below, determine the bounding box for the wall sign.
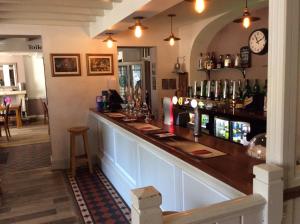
[240,46,251,68]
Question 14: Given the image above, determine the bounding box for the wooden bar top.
[90,109,264,195]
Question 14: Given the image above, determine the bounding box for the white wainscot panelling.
[182,171,229,210]
[139,145,177,211]
[114,130,138,186]
[101,122,115,162]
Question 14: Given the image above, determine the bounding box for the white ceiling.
[0,0,122,27]
[0,0,267,38]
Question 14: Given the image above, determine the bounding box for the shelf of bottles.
[197,52,248,80]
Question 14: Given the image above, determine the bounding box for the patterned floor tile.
[67,167,131,224]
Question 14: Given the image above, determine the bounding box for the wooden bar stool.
[68,126,93,177]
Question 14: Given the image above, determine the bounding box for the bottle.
[252,79,260,95]
[198,53,204,70]
[210,52,216,69]
[217,55,223,69]
[243,79,252,98]
[263,79,267,112]
[234,54,241,67]
[206,53,212,70]
[238,80,243,100]
[224,54,231,68]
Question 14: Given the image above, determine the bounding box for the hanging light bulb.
[195,0,205,14]
[243,16,251,29]
[103,33,117,48]
[135,25,142,38]
[169,37,175,46]
[128,17,148,38]
[107,39,113,48]
[233,0,260,29]
[164,14,180,46]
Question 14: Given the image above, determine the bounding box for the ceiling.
[0,0,267,38]
[0,0,122,26]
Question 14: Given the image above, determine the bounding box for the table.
[0,105,22,128]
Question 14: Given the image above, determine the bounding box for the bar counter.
[90,109,263,195]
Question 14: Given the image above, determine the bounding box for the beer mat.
[165,140,226,159]
[126,122,161,131]
[105,113,126,118]
[153,132,176,138]
[122,118,137,122]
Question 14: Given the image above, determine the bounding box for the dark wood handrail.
[284,186,300,201]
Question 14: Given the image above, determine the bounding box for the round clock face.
[249,29,268,54]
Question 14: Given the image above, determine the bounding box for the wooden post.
[131,186,163,224]
[253,164,284,224]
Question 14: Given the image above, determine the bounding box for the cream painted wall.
[207,7,268,82]
[0,54,26,84]
[23,55,46,99]
[0,24,118,168]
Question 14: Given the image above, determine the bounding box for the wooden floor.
[0,122,50,149]
[0,143,83,224]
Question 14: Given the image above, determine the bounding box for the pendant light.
[128,16,148,38]
[164,14,180,46]
[233,0,260,29]
[185,0,206,14]
[103,33,116,48]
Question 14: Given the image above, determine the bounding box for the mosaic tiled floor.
[67,167,131,224]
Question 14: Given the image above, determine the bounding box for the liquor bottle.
[243,79,252,98]
[204,53,210,69]
[198,53,204,70]
[206,53,212,70]
[210,80,215,100]
[238,80,243,99]
[263,79,267,112]
[214,80,220,100]
[224,54,231,68]
[252,79,260,95]
[210,52,216,69]
[234,54,241,67]
[206,80,211,99]
[216,55,223,69]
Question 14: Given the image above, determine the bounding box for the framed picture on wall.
[86,54,114,76]
[50,54,81,77]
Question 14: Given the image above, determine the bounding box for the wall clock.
[248,28,268,55]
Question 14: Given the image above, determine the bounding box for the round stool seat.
[68,126,89,134]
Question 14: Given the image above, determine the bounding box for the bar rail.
[163,194,265,224]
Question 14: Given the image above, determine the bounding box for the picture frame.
[86,54,114,76]
[50,54,81,77]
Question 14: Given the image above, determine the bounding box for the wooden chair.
[0,104,11,141]
[68,126,93,177]
[41,99,49,124]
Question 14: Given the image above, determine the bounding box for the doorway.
[118,47,153,110]
[0,36,50,157]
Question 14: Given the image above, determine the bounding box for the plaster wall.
[23,54,47,99]
[207,7,268,82]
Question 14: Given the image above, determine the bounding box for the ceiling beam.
[89,0,151,38]
[0,19,89,27]
[0,4,104,16]
[0,12,96,22]
[0,0,113,9]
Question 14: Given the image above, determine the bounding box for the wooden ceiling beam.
[0,12,96,22]
[0,0,113,9]
[0,4,104,16]
[0,19,89,27]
